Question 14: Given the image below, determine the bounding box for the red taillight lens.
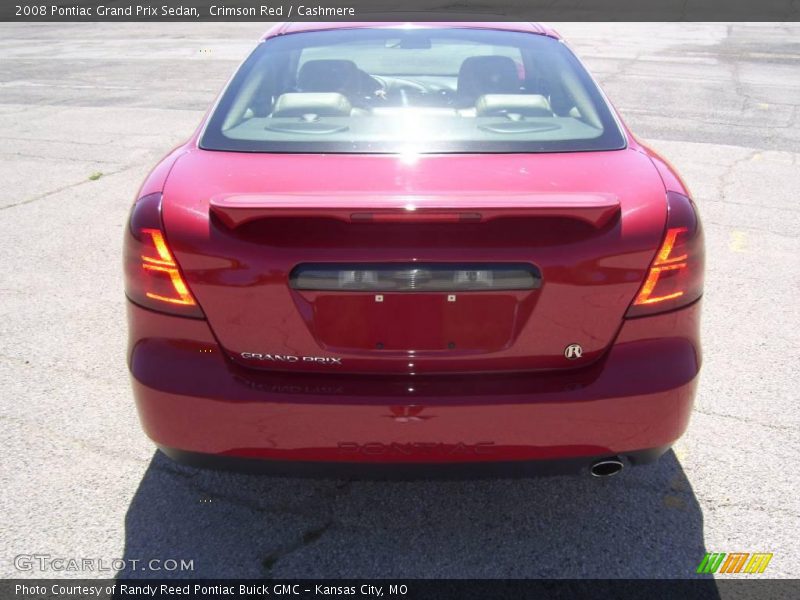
[626,191,704,318]
[124,193,203,318]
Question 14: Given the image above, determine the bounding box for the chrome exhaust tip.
[590,457,624,478]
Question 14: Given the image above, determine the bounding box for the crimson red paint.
[125,23,703,474]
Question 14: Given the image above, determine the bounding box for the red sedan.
[124,22,703,477]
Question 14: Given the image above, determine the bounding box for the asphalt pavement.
[0,22,798,579]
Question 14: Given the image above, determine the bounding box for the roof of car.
[262,22,561,41]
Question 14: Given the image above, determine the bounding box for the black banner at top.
[2,0,799,22]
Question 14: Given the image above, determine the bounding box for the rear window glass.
[201,28,626,154]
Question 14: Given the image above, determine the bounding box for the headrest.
[458,56,520,101]
[475,94,553,117]
[297,59,359,93]
[271,93,352,118]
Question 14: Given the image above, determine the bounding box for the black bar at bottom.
[2,579,799,600]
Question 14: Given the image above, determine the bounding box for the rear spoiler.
[209,193,620,229]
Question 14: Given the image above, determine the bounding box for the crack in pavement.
[692,406,800,435]
[716,149,762,204]
[261,521,334,573]
[702,498,800,519]
[0,164,140,211]
[0,150,122,164]
[260,481,352,575]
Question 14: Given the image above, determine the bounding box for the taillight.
[625,191,704,318]
[124,193,204,318]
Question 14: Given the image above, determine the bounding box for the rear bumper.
[159,446,670,479]
[128,300,701,470]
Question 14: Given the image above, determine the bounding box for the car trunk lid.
[162,149,666,374]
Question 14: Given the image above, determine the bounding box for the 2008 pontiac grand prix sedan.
[124,22,704,477]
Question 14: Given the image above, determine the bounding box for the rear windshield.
[201,28,626,154]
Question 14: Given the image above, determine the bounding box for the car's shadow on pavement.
[118,449,717,582]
